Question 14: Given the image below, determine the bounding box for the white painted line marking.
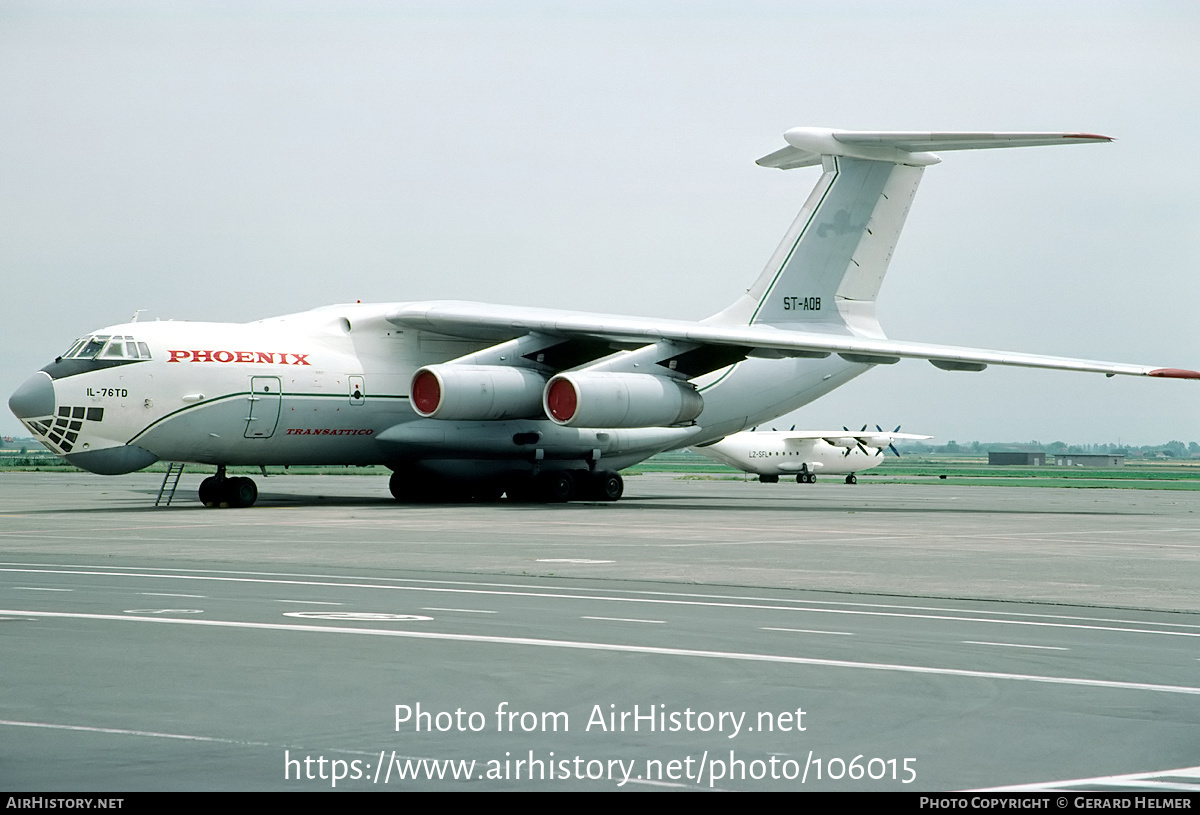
[7,608,1194,696]
[276,600,342,605]
[975,764,1200,791]
[0,720,445,767]
[282,611,433,622]
[962,641,1068,651]
[13,587,72,592]
[3,565,1197,639]
[762,627,855,636]
[582,616,666,624]
[625,778,690,789]
[0,718,269,746]
[138,592,206,598]
[422,607,497,614]
[1099,780,1200,791]
[537,559,615,564]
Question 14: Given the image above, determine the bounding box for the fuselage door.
[245,376,282,438]
[349,375,365,406]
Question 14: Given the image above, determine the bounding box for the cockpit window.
[61,334,151,361]
[60,338,88,359]
[74,336,110,359]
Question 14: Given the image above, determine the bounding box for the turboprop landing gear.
[845,474,858,485]
[796,467,816,484]
[199,467,259,508]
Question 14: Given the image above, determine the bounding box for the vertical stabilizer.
[707,128,1111,337]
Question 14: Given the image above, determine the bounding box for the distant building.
[988,451,1046,466]
[1054,454,1124,468]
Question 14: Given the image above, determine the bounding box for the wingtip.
[1148,368,1200,380]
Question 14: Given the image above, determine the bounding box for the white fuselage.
[695,431,888,477]
[13,304,866,477]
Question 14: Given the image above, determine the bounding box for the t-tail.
[706,128,1112,337]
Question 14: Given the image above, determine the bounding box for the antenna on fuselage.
[131,309,146,323]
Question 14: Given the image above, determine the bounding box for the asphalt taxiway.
[2,472,1198,791]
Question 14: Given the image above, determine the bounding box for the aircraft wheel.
[845,474,858,485]
[537,470,575,503]
[389,470,440,503]
[589,470,623,502]
[225,476,258,508]
[198,476,220,507]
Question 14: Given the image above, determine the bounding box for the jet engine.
[543,372,703,428]
[410,365,547,421]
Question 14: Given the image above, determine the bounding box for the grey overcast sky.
[2,0,1197,445]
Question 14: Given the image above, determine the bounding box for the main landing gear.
[388,468,624,504]
[199,466,258,508]
[795,467,817,484]
[517,469,624,503]
[791,473,857,484]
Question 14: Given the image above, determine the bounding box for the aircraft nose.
[9,371,56,420]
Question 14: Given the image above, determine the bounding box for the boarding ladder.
[155,463,185,507]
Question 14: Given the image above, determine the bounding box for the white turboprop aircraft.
[694,426,932,484]
[10,128,1199,507]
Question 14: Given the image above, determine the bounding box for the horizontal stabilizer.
[757,128,1112,169]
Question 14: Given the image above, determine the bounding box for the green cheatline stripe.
[128,392,411,443]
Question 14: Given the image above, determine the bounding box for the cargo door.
[245,376,282,438]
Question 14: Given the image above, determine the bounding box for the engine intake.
[543,372,703,428]
[410,365,546,421]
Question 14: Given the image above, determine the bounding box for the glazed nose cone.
[9,371,55,420]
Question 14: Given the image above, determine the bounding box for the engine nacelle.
[543,372,703,428]
[410,365,547,421]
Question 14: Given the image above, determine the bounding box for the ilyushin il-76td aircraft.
[10,128,1199,507]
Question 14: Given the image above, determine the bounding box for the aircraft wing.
[773,431,933,442]
[387,301,1200,380]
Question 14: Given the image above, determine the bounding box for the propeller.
[840,426,873,457]
[878,424,902,457]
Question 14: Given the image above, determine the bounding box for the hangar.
[988,451,1046,466]
[1054,454,1125,468]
